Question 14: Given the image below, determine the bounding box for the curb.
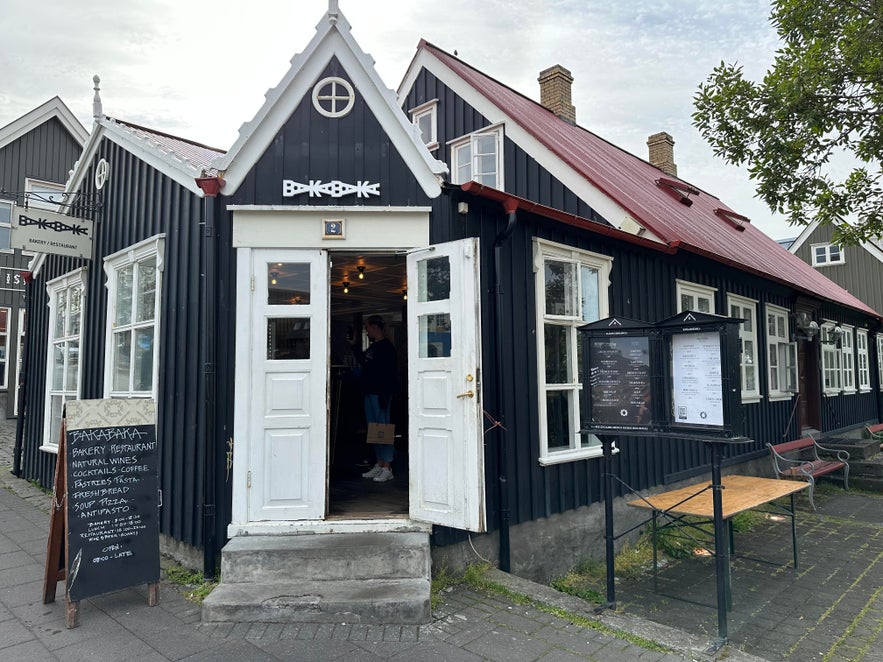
[482,568,766,662]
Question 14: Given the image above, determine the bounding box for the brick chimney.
[647,132,677,177]
[538,65,576,124]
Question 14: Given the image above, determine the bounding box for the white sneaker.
[373,467,394,482]
[362,465,382,478]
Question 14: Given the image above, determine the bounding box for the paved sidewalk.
[5,415,881,660]
[0,460,756,661]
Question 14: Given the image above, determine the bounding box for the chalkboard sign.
[589,335,653,429]
[64,399,159,603]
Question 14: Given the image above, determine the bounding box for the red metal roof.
[421,41,880,319]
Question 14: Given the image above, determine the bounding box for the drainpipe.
[196,176,222,579]
[493,199,518,572]
[11,274,32,477]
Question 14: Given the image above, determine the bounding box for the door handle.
[456,390,475,399]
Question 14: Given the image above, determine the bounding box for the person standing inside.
[351,315,398,482]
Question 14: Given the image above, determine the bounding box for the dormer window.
[812,243,844,267]
[410,99,438,150]
[449,124,504,189]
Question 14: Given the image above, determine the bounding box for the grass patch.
[164,565,217,604]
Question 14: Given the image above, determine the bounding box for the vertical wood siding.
[232,58,430,208]
[18,138,235,551]
[431,194,875,545]
[0,118,84,411]
[403,70,604,222]
[794,224,883,316]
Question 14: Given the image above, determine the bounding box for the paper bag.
[366,422,395,445]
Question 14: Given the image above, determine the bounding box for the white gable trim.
[398,49,661,241]
[788,219,883,265]
[787,218,821,254]
[214,9,446,198]
[0,97,89,152]
[66,119,207,198]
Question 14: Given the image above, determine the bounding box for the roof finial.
[92,74,103,120]
[328,0,339,22]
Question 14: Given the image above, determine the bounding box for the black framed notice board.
[62,399,160,603]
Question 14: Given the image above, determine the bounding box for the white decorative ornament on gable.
[312,77,355,118]
[282,179,380,198]
[95,159,109,190]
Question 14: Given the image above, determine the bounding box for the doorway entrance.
[328,251,409,518]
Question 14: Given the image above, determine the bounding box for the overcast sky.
[0,0,794,239]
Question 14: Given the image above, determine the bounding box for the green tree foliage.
[693,1,883,244]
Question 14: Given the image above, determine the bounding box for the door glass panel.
[268,263,310,305]
[418,256,450,302]
[419,313,451,357]
[267,318,310,360]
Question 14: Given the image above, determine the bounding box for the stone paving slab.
[4,412,880,661]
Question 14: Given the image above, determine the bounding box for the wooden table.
[628,475,808,609]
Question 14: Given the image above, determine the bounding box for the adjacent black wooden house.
[15,4,883,621]
[0,97,87,419]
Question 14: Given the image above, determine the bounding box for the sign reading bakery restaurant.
[11,206,93,259]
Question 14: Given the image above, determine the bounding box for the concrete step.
[201,578,431,624]
[220,532,430,583]
[820,438,880,460]
[851,476,883,492]
[852,459,883,479]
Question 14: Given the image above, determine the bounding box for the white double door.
[236,238,486,532]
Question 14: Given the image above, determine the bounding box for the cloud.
[0,0,792,237]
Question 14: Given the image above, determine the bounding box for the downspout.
[493,199,518,572]
[11,273,33,477]
[196,176,222,579]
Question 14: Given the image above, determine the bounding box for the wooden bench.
[766,436,849,509]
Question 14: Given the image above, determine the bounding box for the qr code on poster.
[677,406,687,420]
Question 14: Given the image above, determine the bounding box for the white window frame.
[42,268,87,453]
[410,99,438,151]
[13,308,25,416]
[821,321,843,394]
[857,329,870,392]
[676,280,716,314]
[765,304,798,401]
[449,123,504,189]
[24,177,65,211]
[811,243,844,267]
[0,198,13,252]
[103,234,165,399]
[727,294,760,402]
[841,324,855,392]
[877,334,883,392]
[534,239,612,465]
[0,306,10,390]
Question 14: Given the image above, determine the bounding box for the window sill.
[539,444,619,466]
[39,444,59,455]
[741,395,762,404]
[768,393,795,402]
[824,389,844,396]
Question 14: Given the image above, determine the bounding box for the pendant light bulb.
[357,265,365,280]
[343,280,350,294]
